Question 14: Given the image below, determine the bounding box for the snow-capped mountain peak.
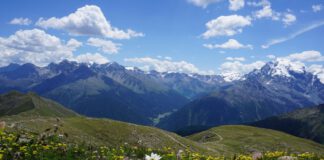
[265,59,306,77]
[220,72,243,82]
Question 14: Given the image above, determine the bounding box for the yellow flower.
[43,145,50,150]
[298,152,315,159]
[236,155,252,160]
[264,151,285,158]
[19,146,27,152]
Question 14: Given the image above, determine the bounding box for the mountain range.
[158,59,324,131]
[0,59,323,129]
[0,60,225,125]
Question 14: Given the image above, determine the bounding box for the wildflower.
[298,152,315,159]
[19,146,27,152]
[278,156,297,160]
[236,155,252,160]
[43,145,50,150]
[252,152,262,160]
[177,150,183,159]
[58,134,64,138]
[145,153,161,160]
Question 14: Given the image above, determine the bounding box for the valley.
[0,92,323,158]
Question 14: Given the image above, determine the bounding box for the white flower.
[145,153,161,160]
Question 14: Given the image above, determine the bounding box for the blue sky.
[0,0,323,75]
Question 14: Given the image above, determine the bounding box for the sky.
[0,0,324,76]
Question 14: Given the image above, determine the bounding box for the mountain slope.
[0,92,214,154]
[1,92,323,156]
[0,91,77,117]
[158,60,324,131]
[0,61,197,125]
[187,125,324,155]
[250,104,324,144]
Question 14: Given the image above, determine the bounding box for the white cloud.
[124,57,215,75]
[204,39,253,49]
[251,0,297,26]
[253,3,280,20]
[266,54,276,59]
[247,0,270,7]
[284,50,324,62]
[87,38,121,54]
[282,13,296,26]
[36,5,144,39]
[229,0,244,11]
[202,15,251,38]
[225,56,245,61]
[308,64,324,83]
[187,0,222,8]
[312,4,323,12]
[75,53,109,64]
[9,18,32,25]
[219,60,265,76]
[0,29,81,66]
[262,20,324,48]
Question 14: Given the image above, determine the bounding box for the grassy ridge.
[0,91,77,117]
[188,125,324,156]
[1,116,214,155]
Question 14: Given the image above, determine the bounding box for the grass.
[188,125,324,156]
[1,91,323,157]
[1,126,323,160]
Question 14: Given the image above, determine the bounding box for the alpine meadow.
[0,0,324,160]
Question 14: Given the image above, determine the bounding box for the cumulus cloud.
[262,20,324,48]
[187,0,222,8]
[124,57,215,75]
[36,5,144,39]
[282,13,296,26]
[225,57,245,61]
[284,50,324,62]
[252,1,280,20]
[202,15,251,38]
[75,53,109,64]
[87,38,121,54]
[250,0,297,26]
[9,18,32,25]
[219,60,265,74]
[0,29,81,66]
[229,0,245,11]
[247,0,270,7]
[308,64,324,83]
[312,4,323,12]
[204,39,252,49]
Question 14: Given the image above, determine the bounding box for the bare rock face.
[0,121,6,130]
